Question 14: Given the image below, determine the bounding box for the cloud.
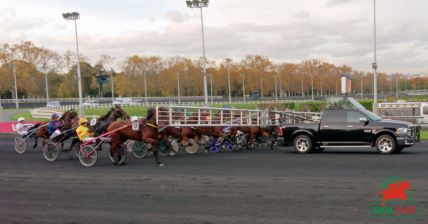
[326,0,354,7]
[165,10,188,23]
[0,0,427,74]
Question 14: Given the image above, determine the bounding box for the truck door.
[320,110,371,145]
[319,110,348,143]
[345,110,372,144]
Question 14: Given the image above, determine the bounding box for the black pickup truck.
[282,107,420,154]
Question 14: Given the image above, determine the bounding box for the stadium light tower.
[186,0,209,106]
[372,0,378,113]
[63,12,84,116]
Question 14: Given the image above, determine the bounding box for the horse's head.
[146,108,156,122]
[111,107,129,121]
[60,109,79,129]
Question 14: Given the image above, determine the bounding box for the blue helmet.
[51,113,59,118]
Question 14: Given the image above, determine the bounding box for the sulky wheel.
[110,144,128,166]
[221,137,236,152]
[184,139,199,154]
[169,138,180,156]
[43,142,60,162]
[158,140,172,156]
[15,136,27,154]
[208,137,222,153]
[132,141,148,159]
[79,145,98,167]
[72,142,81,158]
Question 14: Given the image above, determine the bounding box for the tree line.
[1,41,427,99]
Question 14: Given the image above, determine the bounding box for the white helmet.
[18,117,25,122]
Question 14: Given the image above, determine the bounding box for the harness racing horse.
[108,108,162,166]
[29,109,79,149]
[89,106,130,135]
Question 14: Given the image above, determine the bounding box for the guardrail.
[30,108,63,119]
[40,99,316,112]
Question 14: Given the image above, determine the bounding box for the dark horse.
[29,109,79,149]
[89,106,130,135]
[108,108,162,166]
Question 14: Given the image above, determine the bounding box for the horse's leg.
[33,136,38,148]
[247,132,255,150]
[143,132,162,166]
[109,134,121,166]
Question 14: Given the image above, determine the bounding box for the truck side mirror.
[359,117,368,125]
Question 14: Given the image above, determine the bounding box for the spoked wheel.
[132,141,148,159]
[208,137,222,153]
[110,144,128,166]
[15,136,27,154]
[169,138,180,156]
[222,137,236,152]
[72,142,81,158]
[79,145,98,167]
[43,142,60,162]
[184,139,199,154]
[158,140,172,156]
[235,134,248,151]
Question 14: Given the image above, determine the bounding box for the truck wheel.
[375,135,397,154]
[293,135,313,154]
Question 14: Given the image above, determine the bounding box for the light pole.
[176,71,181,104]
[209,72,213,103]
[186,0,209,106]
[372,0,378,113]
[241,73,246,102]
[12,61,19,109]
[259,69,264,100]
[63,12,84,116]
[110,68,114,102]
[225,58,232,104]
[141,68,148,104]
[42,62,49,103]
[311,71,314,101]
[361,72,364,99]
[274,71,278,101]
[301,69,304,99]
[395,74,399,99]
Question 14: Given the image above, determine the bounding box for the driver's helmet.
[51,113,60,119]
[17,117,25,122]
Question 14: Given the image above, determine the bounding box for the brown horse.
[29,109,79,148]
[108,108,162,166]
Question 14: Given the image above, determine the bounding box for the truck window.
[346,111,364,123]
[323,110,346,123]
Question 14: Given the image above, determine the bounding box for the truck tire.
[375,134,397,154]
[293,135,313,154]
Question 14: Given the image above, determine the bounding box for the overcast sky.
[0,0,427,73]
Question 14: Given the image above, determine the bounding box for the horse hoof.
[119,162,127,166]
[158,163,164,167]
